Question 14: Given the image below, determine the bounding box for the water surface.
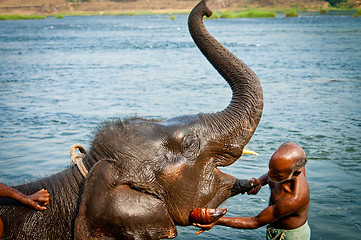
[0,13,360,239]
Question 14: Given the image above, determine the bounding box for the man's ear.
[293,169,302,177]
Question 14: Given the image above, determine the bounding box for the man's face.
[267,152,293,183]
[267,168,293,183]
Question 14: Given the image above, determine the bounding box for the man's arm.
[215,203,282,229]
[194,204,280,233]
[0,183,49,210]
[194,192,301,233]
[258,173,269,186]
[0,182,26,200]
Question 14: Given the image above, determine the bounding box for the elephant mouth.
[214,147,258,168]
[189,208,227,225]
[218,147,258,174]
[206,148,258,205]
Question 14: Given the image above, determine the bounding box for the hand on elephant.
[23,189,50,210]
[0,182,49,211]
[247,178,262,195]
[189,208,226,235]
[193,221,217,235]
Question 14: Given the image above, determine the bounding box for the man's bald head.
[279,142,306,170]
[268,142,307,182]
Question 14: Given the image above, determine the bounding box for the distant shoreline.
[2,0,357,16]
[0,9,359,21]
[0,0,359,19]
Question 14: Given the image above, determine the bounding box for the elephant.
[0,0,263,239]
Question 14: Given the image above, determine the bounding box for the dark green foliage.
[324,0,348,7]
[205,10,276,19]
[285,11,298,17]
[0,15,46,20]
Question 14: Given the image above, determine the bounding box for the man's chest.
[269,184,289,205]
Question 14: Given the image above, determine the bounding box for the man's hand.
[247,178,262,195]
[193,222,216,235]
[24,189,50,210]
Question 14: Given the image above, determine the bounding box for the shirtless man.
[194,142,310,240]
[0,183,50,239]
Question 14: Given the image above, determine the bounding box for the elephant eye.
[181,134,200,159]
[164,137,182,153]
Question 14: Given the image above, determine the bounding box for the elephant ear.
[75,160,177,240]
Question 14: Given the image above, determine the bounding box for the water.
[0,13,360,239]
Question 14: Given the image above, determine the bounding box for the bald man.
[194,142,310,240]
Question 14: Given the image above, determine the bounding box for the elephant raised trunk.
[1,1,264,239]
[189,0,263,163]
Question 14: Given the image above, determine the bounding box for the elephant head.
[75,0,263,239]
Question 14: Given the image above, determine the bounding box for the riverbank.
[0,0,334,15]
[1,9,360,21]
[0,0,360,19]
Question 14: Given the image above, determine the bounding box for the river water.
[0,12,360,239]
